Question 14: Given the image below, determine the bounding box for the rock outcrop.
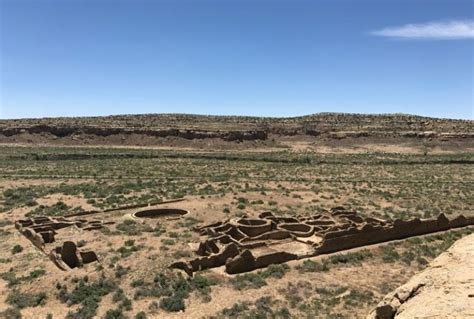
[1,113,472,146]
[367,233,474,319]
[0,125,268,142]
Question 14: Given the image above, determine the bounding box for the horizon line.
[0,111,472,122]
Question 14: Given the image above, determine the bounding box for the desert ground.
[0,114,473,319]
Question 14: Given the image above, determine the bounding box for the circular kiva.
[231,218,273,237]
[277,223,314,237]
[132,208,189,221]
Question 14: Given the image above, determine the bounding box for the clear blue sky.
[1,0,473,119]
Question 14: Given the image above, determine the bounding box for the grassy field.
[0,145,473,318]
[1,146,472,219]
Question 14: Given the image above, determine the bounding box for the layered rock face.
[0,113,472,146]
[367,233,474,319]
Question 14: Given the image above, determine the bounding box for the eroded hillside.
[1,113,472,152]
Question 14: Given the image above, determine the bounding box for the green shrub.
[159,294,185,312]
[117,244,140,258]
[296,259,329,273]
[222,302,250,317]
[230,273,267,290]
[62,278,116,319]
[116,220,142,236]
[121,298,132,311]
[6,290,47,309]
[3,187,38,211]
[133,273,219,311]
[259,263,290,279]
[191,275,219,290]
[135,312,147,319]
[28,269,46,279]
[0,307,22,319]
[190,275,219,302]
[104,308,126,319]
[178,217,201,228]
[1,269,46,287]
[112,288,132,311]
[161,239,175,246]
[124,239,135,246]
[115,265,129,278]
[219,298,291,318]
[401,250,415,265]
[252,296,274,316]
[26,201,70,217]
[134,272,189,311]
[381,246,400,263]
[328,250,373,265]
[343,289,375,306]
[11,245,23,254]
[1,270,20,287]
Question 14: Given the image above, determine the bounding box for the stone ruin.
[14,207,474,274]
[15,216,113,270]
[170,208,474,275]
[14,207,188,271]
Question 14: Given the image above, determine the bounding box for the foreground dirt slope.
[0,113,472,151]
[368,233,474,319]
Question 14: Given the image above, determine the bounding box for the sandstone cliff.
[367,233,474,318]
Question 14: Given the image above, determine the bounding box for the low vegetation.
[133,272,219,312]
[58,277,117,319]
[0,145,472,318]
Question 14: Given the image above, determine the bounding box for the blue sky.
[1,0,473,119]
